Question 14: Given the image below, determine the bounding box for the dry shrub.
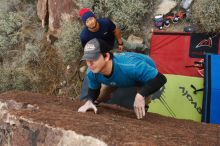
[55,20,82,65]
[0,66,32,92]
[54,20,84,98]
[191,0,220,32]
[26,39,65,95]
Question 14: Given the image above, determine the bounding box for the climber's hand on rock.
[78,100,97,114]
[134,93,145,119]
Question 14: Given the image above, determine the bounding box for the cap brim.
[81,52,100,61]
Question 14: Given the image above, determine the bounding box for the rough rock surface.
[37,0,78,33]
[0,91,220,146]
[127,35,144,44]
[155,0,177,15]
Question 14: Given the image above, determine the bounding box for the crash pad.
[202,54,220,124]
[150,31,220,77]
[148,74,203,122]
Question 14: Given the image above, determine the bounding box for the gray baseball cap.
[81,38,111,61]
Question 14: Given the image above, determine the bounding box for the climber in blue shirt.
[78,38,167,119]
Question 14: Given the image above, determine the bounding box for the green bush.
[55,20,82,64]
[21,43,42,64]
[191,0,220,32]
[0,67,32,92]
[0,12,22,59]
[0,0,69,96]
[0,0,21,12]
[24,42,64,95]
[0,0,43,62]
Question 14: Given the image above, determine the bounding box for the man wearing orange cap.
[79,8,146,53]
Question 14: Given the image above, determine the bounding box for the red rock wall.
[37,0,78,32]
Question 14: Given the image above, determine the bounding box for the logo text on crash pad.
[179,86,202,114]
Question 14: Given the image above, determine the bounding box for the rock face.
[37,0,78,34]
[0,96,106,146]
[127,35,144,44]
[155,0,177,15]
[0,91,220,146]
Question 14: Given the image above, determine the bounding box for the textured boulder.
[155,0,177,15]
[0,92,106,146]
[127,35,144,44]
[0,91,220,146]
[37,0,78,34]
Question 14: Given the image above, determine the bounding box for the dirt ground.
[0,91,220,146]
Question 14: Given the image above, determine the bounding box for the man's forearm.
[85,88,100,102]
[138,73,167,98]
[113,28,123,44]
